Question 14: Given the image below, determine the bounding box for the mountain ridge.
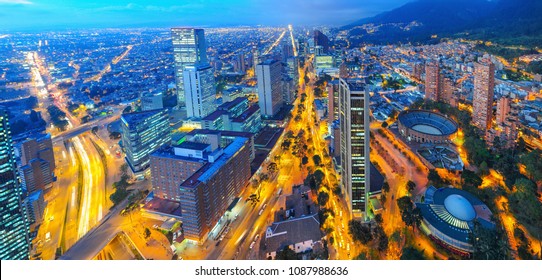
[341,0,542,48]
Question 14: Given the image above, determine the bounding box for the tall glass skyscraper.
[0,108,30,260]
[256,59,283,117]
[172,28,208,109]
[338,79,370,221]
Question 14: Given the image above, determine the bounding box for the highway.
[60,180,151,260]
[28,50,117,259]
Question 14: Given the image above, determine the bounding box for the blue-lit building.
[183,64,216,119]
[256,59,283,117]
[172,28,208,109]
[121,109,171,177]
[416,186,495,255]
[0,108,30,260]
[200,97,262,134]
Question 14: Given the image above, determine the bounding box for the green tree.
[259,173,269,182]
[317,191,330,206]
[428,169,444,186]
[406,180,416,193]
[348,220,373,245]
[396,196,422,228]
[275,247,298,260]
[382,182,390,193]
[479,161,489,176]
[267,162,278,176]
[461,170,483,193]
[144,228,151,239]
[520,149,542,183]
[374,213,383,225]
[400,246,426,260]
[471,221,510,260]
[312,155,322,166]
[509,178,542,231]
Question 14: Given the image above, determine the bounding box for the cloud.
[0,0,32,5]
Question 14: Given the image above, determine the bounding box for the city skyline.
[1,0,541,265]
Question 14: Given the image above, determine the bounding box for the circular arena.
[397,110,458,143]
[416,187,495,256]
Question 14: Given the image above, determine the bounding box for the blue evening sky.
[0,0,411,31]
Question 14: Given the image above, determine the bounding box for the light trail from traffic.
[288,24,297,56]
[73,136,93,238]
[263,30,286,55]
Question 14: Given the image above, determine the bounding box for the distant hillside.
[342,0,542,49]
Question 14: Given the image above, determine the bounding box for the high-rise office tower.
[314,30,330,53]
[183,64,216,119]
[338,79,370,221]
[425,60,440,101]
[233,53,246,73]
[282,44,294,62]
[286,56,298,83]
[327,80,340,123]
[172,28,208,109]
[252,46,260,71]
[473,58,495,132]
[256,59,283,117]
[0,108,30,260]
[121,110,171,176]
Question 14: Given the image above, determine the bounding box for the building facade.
[177,137,251,241]
[183,64,216,119]
[472,58,495,132]
[121,110,171,176]
[338,79,370,220]
[141,91,164,112]
[0,108,30,260]
[256,59,283,117]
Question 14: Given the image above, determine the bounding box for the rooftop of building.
[265,214,322,254]
[370,163,384,194]
[201,109,226,121]
[121,109,165,126]
[142,197,182,218]
[416,186,495,243]
[254,126,283,149]
[186,129,253,139]
[181,136,248,188]
[217,97,247,111]
[176,141,210,151]
[231,104,260,123]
